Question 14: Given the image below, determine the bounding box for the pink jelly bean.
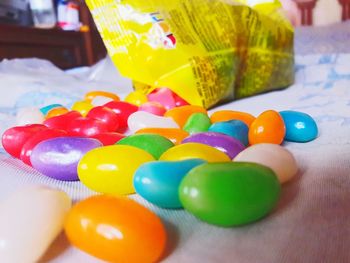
[87,106,119,132]
[138,102,166,116]
[147,88,176,110]
[67,117,109,137]
[20,128,67,166]
[103,101,138,131]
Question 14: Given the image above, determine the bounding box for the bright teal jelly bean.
[279,110,318,142]
[209,120,249,146]
[133,159,206,208]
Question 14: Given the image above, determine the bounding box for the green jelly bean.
[183,113,211,134]
[116,134,174,159]
[179,162,281,227]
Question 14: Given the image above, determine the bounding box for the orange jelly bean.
[210,110,255,127]
[64,195,166,263]
[136,127,189,144]
[248,110,286,145]
[45,107,69,119]
[84,91,120,102]
[164,105,207,128]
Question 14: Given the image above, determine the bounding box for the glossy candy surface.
[128,111,179,133]
[46,107,69,119]
[116,134,174,159]
[103,101,138,129]
[0,185,71,263]
[43,111,82,131]
[139,102,166,116]
[78,145,155,194]
[31,137,102,181]
[209,120,249,146]
[64,195,166,263]
[124,90,148,106]
[164,105,207,128]
[40,104,63,115]
[92,132,125,146]
[84,90,120,102]
[16,107,45,125]
[86,106,119,132]
[183,113,211,134]
[71,100,94,117]
[134,159,206,208]
[67,117,109,137]
[234,143,298,184]
[249,110,286,145]
[20,128,67,165]
[210,110,255,127]
[147,87,176,110]
[2,124,48,158]
[182,132,245,159]
[159,142,231,162]
[179,162,281,226]
[279,110,318,142]
[135,128,189,145]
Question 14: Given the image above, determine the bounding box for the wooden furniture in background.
[294,0,317,25]
[0,1,106,69]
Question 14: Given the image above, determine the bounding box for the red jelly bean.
[44,111,82,131]
[91,132,125,146]
[20,129,67,166]
[87,106,119,132]
[2,124,48,158]
[103,101,138,130]
[67,117,109,137]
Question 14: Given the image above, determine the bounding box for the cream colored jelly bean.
[0,185,71,262]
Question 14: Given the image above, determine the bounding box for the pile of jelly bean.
[1,88,318,262]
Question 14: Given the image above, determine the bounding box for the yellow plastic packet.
[86,0,294,109]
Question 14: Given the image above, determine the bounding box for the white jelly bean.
[0,185,71,262]
[234,143,298,184]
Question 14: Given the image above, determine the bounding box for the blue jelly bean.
[209,120,249,146]
[133,159,206,208]
[279,110,318,142]
[40,104,63,115]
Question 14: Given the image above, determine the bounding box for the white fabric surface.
[0,51,350,262]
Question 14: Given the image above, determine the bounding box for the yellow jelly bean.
[71,101,94,117]
[124,91,148,106]
[78,145,155,195]
[84,91,120,102]
[159,143,230,162]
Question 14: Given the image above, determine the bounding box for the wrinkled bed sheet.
[0,23,350,263]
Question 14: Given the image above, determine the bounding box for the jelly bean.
[78,145,155,194]
[90,96,114,106]
[249,110,286,145]
[134,159,206,208]
[71,100,94,116]
[44,111,82,131]
[164,105,207,128]
[31,137,102,181]
[147,87,176,110]
[86,106,119,132]
[179,162,281,226]
[20,128,67,166]
[0,185,71,262]
[117,134,174,159]
[84,90,120,102]
[135,128,189,145]
[2,124,48,158]
[209,120,249,146]
[139,101,166,116]
[16,107,45,125]
[45,107,69,119]
[128,111,180,134]
[183,112,211,134]
[64,195,166,263]
[159,142,231,162]
[210,110,255,127]
[234,143,298,184]
[124,90,148,106]
[182,132,245,159]
[279,110,318,142]
[91,132,125,146]
[173,92,190,107]
[103,101,138,129]
[67,117,109,137]
[40,104,63,115]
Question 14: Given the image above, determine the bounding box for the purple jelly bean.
[30,137,102,181]
[182,132,245,159]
